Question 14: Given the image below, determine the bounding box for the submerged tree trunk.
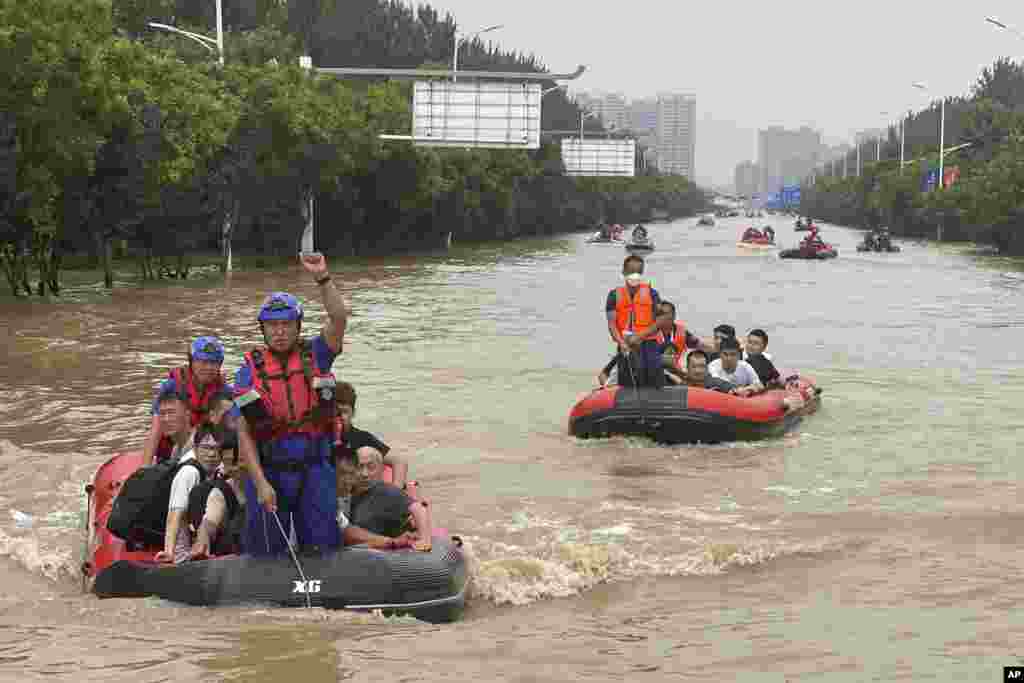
[95,231,113,289]
[0,243,22,296]
[220,198,238,274]
[299,187,314,254]
[175,253,189,279]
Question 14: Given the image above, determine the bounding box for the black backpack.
[107,458,205,547]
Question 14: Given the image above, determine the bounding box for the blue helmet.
[190,336,225,364]
[258,292,303,323]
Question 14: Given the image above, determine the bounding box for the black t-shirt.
[334,426,390,465]
[746,353,781,384]
[350,481,412,538]
[702,376,735,393]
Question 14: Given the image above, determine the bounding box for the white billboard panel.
[412,81,541,149]
[561,139,636,177]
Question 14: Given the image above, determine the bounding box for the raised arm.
[300,253,349,354]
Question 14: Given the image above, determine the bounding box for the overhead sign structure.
[410,81,541,149]
[560,138,636,177]
[780,185,801,206]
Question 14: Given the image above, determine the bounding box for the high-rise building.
[757,126,823,192]
[655,93,696,178]
[734,161,760,197]
[575,91,630,131]
[629,98,658,135]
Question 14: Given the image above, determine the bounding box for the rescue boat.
[82,451,467,623]
[779,244,838,259]
[568,375,821,444]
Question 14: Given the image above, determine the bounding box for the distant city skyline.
[574,90,696,180]
[428,0,1024,186]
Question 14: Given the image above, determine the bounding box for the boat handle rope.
[265,508,313,609]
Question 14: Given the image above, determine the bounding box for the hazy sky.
[428,0,1024,185]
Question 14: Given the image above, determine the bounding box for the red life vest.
[239,340,336,441]
[155,365,226,462]
[614,284,655,337]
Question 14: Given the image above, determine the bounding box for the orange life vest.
[657,321,689,369]
[155,365,225,462]
[614,284,655,337]
[239,340,336,441]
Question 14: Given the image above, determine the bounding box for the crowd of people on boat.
[598,254,792,395]
[116,254,432,565]
[593,223,652,244]
[741,225,775,243]
[861,228,894,251]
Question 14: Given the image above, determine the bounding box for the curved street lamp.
[453,24,504,83]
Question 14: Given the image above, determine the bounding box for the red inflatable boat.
[568,374,821,444]
[81,452,467,622]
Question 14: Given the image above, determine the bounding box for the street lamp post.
[580,110,598,141]
[986,16,1024,41]
[877,111,888,163]
[147,0,224,65]
[856,137,861,177]
[913,82,945,189]
[453,24,504,83]
[214,0,224,66]
[899,114,906,174]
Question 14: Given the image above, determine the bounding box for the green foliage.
[807,56,1024,251]
[1,0,707,295]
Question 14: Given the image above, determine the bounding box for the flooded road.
[2,215,1023,681]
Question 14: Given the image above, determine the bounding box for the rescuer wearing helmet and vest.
[606,254,664,388]
[233,253,348,556]
[143,336,231,465]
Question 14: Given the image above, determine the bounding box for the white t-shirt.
[168,450,203,563]
[708,359,763,388]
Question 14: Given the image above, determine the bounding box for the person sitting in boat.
[878,229,892,250]
[654,301,712,374]
[708,338,764,397]
[743,329,782,388]
[705,324,738,365]
[155,424,224,563]
[233,254,348,557]
[632,225,648,241]
[334,381,407,520]
[742,226,763,241]
[188,430,246,559]
[341,448,432,551]
[606,255,664,389]
[153,391,196,463]
[801,226,825,248]
[143,336,231,465]
[683,350,734,393]
[763,226,775,242]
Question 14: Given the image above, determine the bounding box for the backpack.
[107,458,205,547]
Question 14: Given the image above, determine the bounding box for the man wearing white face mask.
[604,255,664,388]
